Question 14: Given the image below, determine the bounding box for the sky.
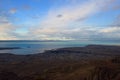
[0,0,120,41]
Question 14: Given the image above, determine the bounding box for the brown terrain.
[0,45,120,80]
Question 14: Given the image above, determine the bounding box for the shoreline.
[0,44,119,61]
[0,44,120,55]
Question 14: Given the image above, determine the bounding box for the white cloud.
[0,16,17,40]
[58,26,120,41]
[9,8,17,14]
[99,27,120,33]
[98,27,120,39]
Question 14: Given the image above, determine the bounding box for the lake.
[0,40,120,55]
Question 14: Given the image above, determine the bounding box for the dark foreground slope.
[0,45,120,80]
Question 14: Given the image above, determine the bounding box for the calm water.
[0,40,120,55]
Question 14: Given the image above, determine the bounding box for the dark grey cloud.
[57,14,63,18]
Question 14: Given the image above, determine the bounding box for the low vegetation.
[0,45,119,80]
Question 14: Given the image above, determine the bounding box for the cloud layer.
[29,0,120,40]
[0,0,120,41]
